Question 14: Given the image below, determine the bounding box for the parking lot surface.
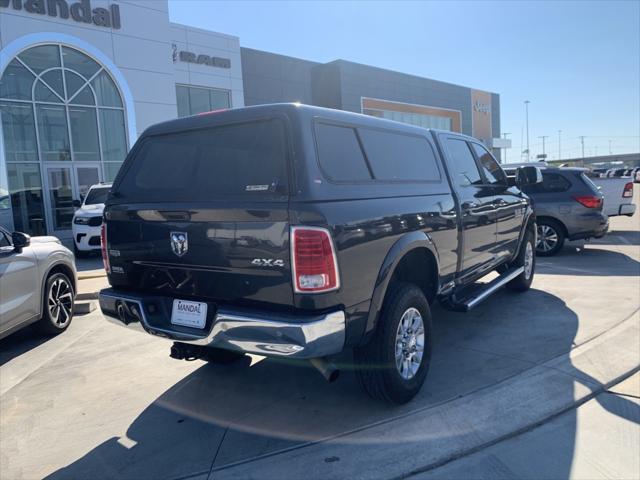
[1,208,638,480]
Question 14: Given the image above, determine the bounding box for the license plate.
[171,299,208,329]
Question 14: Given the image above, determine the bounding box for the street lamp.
[502,132,511,163]
[558,130,562,160]
[524,100,530,161]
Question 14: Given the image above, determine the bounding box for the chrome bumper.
[99,289,345,359]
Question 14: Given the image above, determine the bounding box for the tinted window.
[471,143,507,185]
[84,186,110,205]
[525,172,571,194]
[316,124,372,181]
[358,129,441,182]
[445,139,482,187]
[115,120,287,202]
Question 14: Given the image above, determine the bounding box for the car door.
[0,228,40,334]
[441,136,497,279]
[470,142,526,261]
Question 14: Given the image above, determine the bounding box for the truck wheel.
[506,229,535,292]
[38,272,75,335]
[354,283,432,404]
[536,219,565,256]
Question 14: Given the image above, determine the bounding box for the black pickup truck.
[99,104,541,404]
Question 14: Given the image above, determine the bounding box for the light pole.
[579,136,586,166]
[609,140,612,155]
[524,101,530,161]
[502,132,511,163]
[558,130,562,160]
[538,135,548,160]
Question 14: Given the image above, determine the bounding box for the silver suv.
[0,227,77,339]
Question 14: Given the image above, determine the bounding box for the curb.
[212,310,640,480]
[78,272,106,280]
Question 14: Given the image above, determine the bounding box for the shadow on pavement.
[594,229,640,246]
[44,286,639,480]
[0,325,53,367]
[538,247,640,276]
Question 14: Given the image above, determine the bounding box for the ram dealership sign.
[173,44,231,69]
[0,0,121,29]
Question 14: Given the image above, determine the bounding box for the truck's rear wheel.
[354,283,432,404]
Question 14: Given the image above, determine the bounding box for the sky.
[168,0,640,163]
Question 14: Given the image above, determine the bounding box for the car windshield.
[83,187,110,206]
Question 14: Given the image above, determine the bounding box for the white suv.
[72,183,111,256]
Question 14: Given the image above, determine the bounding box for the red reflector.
[100,223,110,273]
[291,226,339,293]
[573,195,602,209]
[623,182,633,198]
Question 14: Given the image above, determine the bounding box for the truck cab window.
[471,143,507,186]
[445,139,482,187]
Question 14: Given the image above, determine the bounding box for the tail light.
[100,223,110,273]
[623,182,633,198]
[291,226,340,293]
[573,195,602,209]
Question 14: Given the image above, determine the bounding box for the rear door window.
[358,128,441,182]
[526,172,571,194]
[444,139,482,187]
[471,143,507,185]
[114,119,288,202]
[315,123,372,182]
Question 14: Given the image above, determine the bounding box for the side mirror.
[72,199,82,208]
[516,166,543,187]
[11,231,30,252]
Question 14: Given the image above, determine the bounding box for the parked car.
[99,104,541,404]
[0,226,77,340]
[72,183,111,256]
[590,176,635,217]
[504,165,609,256]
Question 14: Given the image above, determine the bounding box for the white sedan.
[72,183,111,256]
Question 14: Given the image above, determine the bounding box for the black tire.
[38,272,75,335]
[354,283,432,404]
[506,228,535,292]
[536,219,565,257]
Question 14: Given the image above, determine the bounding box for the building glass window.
[0,44,128,235]
[176,84,231,117]
[363,108,453,131]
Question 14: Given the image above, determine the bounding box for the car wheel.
[506,228,535,292]
[38,272,75,335]
[536,219,565,256]
[73,243,87,258]
[354,283,432,404]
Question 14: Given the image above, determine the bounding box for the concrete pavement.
[1,205,638,480]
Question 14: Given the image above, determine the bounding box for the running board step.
[445,266,525,312]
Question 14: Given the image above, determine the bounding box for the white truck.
[590,176,636,217]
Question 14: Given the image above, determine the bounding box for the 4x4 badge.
[170,232,188,257]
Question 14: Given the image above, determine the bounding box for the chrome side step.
[446,267,525,312]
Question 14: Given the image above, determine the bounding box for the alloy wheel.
[537,225,558,253]
[47,277,73,328]
[395,307,425,380]
[524,241,534,279]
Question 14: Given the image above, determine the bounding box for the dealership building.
[0,0,503,238]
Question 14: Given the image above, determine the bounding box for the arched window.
[0,44,128,235]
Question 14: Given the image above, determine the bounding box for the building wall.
[241,47,317,106]
[171,24,244,110]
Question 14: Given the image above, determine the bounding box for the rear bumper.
[99,288,345,359]
[618,203,636,217]
[567,211,609,240]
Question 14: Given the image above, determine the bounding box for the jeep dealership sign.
[1,0,121,29]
